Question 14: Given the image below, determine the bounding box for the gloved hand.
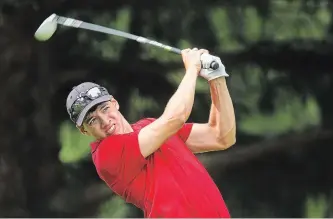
[199,53,229,81]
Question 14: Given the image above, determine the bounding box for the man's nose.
[99,114,110,128]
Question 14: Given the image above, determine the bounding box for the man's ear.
[111,98,119,110]
[77,125,89,135]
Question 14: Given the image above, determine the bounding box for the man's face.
[79,99,124,140]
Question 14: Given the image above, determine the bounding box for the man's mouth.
[106,124,116,135]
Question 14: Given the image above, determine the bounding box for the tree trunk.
[0,14,65,217]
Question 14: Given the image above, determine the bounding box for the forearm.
[138,67,198,158]
[163,66,198,122]
[208,77,236,142]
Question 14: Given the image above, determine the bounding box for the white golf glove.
[199,53,229,81]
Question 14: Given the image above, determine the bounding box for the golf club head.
[34,14,58,41]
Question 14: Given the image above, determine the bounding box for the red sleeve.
[177,123,194,142]
[94,131,147,186]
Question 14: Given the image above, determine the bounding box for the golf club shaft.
[56,16,182,54]
[54,15,219,70]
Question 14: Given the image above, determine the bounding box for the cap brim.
[76,95,112,126]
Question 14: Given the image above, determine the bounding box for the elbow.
[225,135,236,149]
[217,136,236,150]
[216,127,236,150]
[161,113,186,132]
[162,103,189,129]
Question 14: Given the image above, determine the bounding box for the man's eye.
[102,107,109,112]
[88,118,96,125]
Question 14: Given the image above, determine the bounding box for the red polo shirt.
[90,118,230,218]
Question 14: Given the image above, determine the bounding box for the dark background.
[1,0,333,217]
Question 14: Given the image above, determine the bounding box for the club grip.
[208,61,219,70]
[169,47,219,70]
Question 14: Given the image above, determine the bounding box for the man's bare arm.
[138,48,205,158]
[209,77,236,145]
[139,66,197,158]
[186,77,236,153]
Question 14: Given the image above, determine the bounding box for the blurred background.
[1,0,333,217]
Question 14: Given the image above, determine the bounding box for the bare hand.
[181,48,209,72]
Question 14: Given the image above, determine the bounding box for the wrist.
[209,77,228,91]
[186,65,199,75]
[209,76,226,85]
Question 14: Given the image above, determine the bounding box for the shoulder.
[92,135,129,165]
[134,117,156,125]
[92,118,156,171]
[92,133,147,185]
[93,131,143,169]
[131,117,156,130]
[96,133,135,158]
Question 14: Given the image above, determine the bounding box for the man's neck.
[120,114,134,134]
[123,122,134,134]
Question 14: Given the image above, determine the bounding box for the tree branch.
[219,40,333,75]
[199,129,333,171]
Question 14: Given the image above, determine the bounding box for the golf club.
[34,14,219,70]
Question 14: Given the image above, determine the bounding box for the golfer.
[66,48,236,218]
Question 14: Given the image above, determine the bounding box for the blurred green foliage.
[304,195,328,218]
[58,121,93,163]
[97,196,130,218]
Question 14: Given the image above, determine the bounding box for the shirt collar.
[89,124,138,152]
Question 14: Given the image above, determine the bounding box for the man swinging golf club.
[66,48,236,218]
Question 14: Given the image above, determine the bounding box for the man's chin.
[105,132,115,137]
[96,133,109,140]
